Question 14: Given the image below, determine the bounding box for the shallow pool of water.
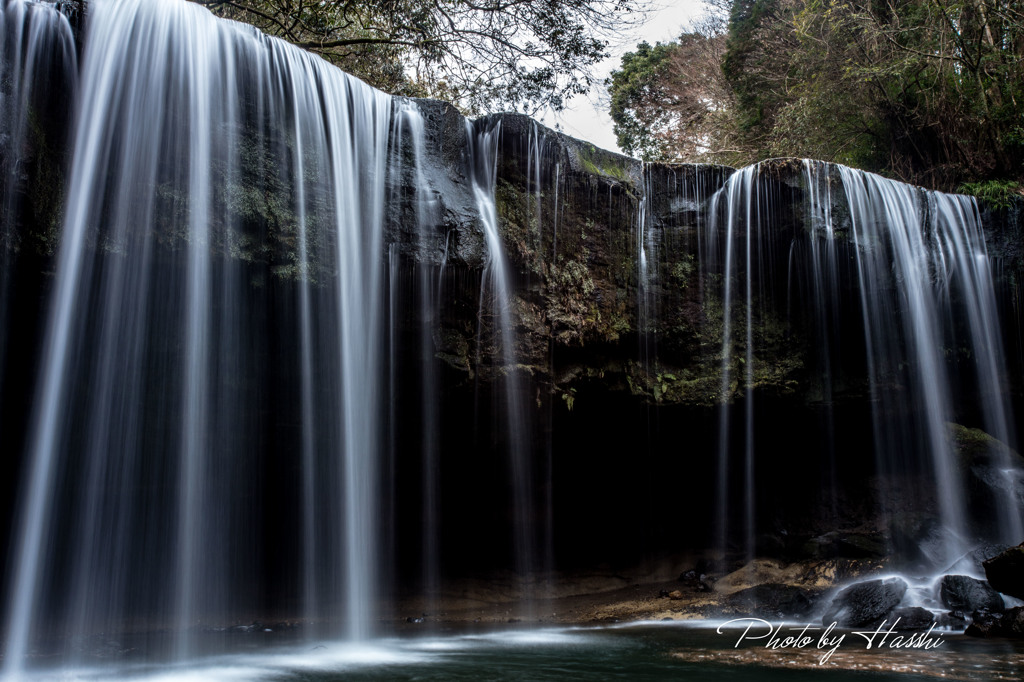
[16,621,1024,681]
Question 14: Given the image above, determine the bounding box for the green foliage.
[721,0,780,134]
[957,180,1023,210]
[606,12,736,163]
[606,41,677,159]
[609,0,1024,190]
[725,0,1024,188]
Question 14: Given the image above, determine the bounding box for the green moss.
[669,255,695,287]
[614,286,804,407]
[546,258,605,345]
[495,177,542,271]
[603,304,632,340]
[949,423,1005,470]
[957,180,1022,210]
[561,387,577,411]
[577,143,633,183]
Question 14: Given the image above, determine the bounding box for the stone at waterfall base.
[939,574,1005,613]
[965,606,1024,638]
[821,578,908,628]
[983,543,1024,601]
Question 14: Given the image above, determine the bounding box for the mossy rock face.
[443,114,825,404]
[468,115,814,406]
[575,142,634,183]
[978,195,1024,269]
[951,423,1018,463]
[16,63,1023,415]
[474,113,648,377]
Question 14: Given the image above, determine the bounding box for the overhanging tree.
[195,0,644,114]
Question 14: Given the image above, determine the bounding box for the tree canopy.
[196,0,643,114]
[607,6,735,162]
[609,0,1024,192]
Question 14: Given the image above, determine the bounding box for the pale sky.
[538,0,706,156]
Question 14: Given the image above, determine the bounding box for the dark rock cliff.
[3,35,1023,579]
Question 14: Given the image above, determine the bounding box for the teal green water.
[28,623,1023,681]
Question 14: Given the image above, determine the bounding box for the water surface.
[18,623,1023,681]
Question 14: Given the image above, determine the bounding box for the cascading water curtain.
[0,0,76,464]
[837,165,1021,561]
[707,163,781,563]
[388,100,444,611]
[705,160,1022,566]
[466,119,538,595]
[2,0,390,674]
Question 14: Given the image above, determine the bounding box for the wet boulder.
[983,544,1024,600]
[678,569,699,582]
[822,577,908,627]
[965,610,1004,637]
[889,607,937,631]
[936,610,967,629]
[939,574,1004,613]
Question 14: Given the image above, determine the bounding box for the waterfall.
[709,164,764,562]
[0,0,76,674]
[527,120,556,591]
[2,0,390,672]
[837,165,1020,559]
[0,0,76,457]
[636,163,652,379]
[1,0,1022,673]
[707,160,1022,565]
[797,160,842,521]
[466,119,537,593]
[390,100,443,609]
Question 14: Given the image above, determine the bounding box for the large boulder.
[983,544,1024,600]
[889,606,937,631]
[726,584,816,618]
[939,574,1004,613]
[822,578,908,627]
